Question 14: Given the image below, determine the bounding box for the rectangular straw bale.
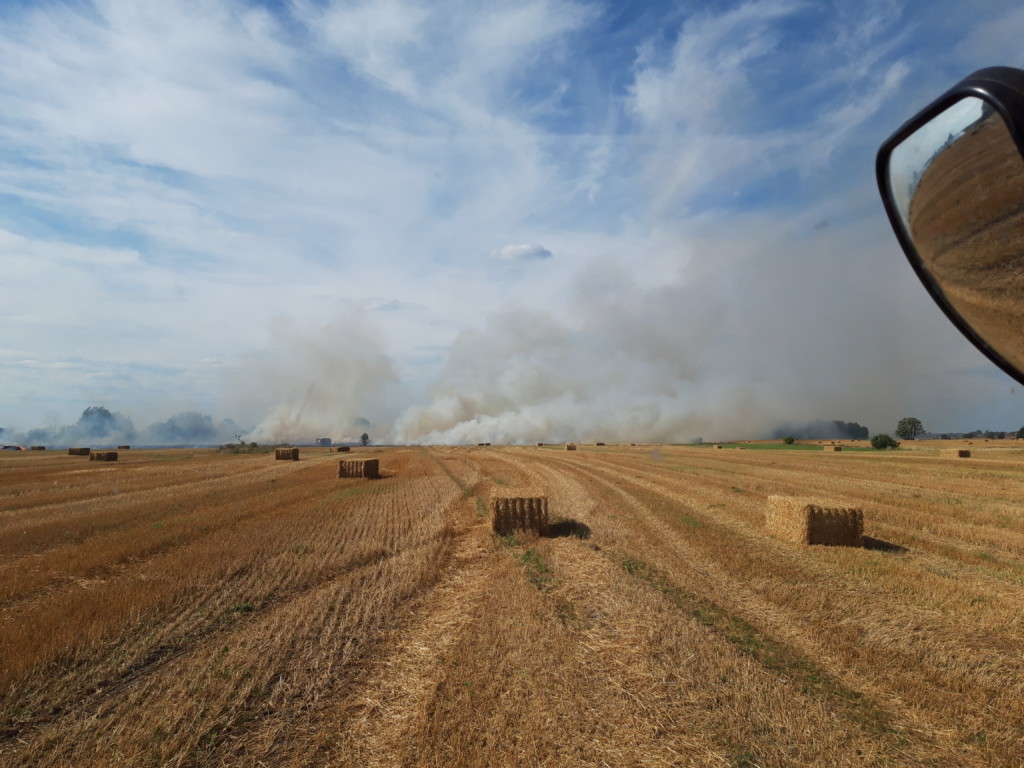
[823,445,842,452]
[117,445,131,450]
[595,442,606,446]
[491,493,549,536]
[714,445,723,449]
[68,447,91,456]
[90,451,118,462]
[30,446,45,451]
[275,447,299,461]
[565,443,577,451]
[765,495,863,546]
[942,448,971,458]
[537,442,544,446]
[338,458,380,479]
[336,446,351,452]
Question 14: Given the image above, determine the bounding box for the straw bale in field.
[68,447,90,456]
[338,458,380,479]
[336,446,351,452]
[537,442,544,446]
[117,445,131,450]
[596,442,605,446]
[765,496,863,546]
[90,451,118,462]
[491,493,549,536]
[823,445,842,452]
[715,445,723,449]
[275,448,300,461]
[565,443,577,451]
[942,448,971,458]
[30,446,45,451]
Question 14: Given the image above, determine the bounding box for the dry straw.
[338,458,380,479]
[90,451,118,462]
[823,445,843,452]
[765,495,863,546]
[565,443,577,451]
[942,448,971,458]
[491,493,549,536]
[68,447,91,456]
[596,442,606,446]
[30,446,45,451]
[275,448,300,461]
[336,446,351,452]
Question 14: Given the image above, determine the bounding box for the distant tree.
[940,434,950,440]
[1017,426,1024,440]
[360,432,370,446]
[895,417,924,441]
[871,433,900,450]
[782,436,795,445]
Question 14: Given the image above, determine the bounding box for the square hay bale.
[68,447,91,456]
[714,444,723,449]
[823,445,843,452]
[117,445,131,450]
[336,446,351,452]
[30,446,45,451]
[537,442,545,447]
[595,442,606,446]
[491,493,549,536]
[942,448,971,458]
[565,443,577,451]
[90,451,118,462]
[275,448,299,461]
[765,496,863,547]
[338,458,380,479]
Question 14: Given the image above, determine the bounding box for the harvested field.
[4,443,1024,766]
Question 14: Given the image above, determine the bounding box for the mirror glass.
[889,95,1024,375]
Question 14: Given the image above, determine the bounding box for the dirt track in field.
[3,442,1024,766]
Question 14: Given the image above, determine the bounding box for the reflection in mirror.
[889,96,1024,374]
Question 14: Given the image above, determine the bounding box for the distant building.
[316,437,332,446]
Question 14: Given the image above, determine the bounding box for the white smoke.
[393,211,953,444]
[228,314,401,444]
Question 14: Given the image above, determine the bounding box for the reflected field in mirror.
[894,96,1024,372]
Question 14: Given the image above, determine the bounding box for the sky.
[2,0,1024,445]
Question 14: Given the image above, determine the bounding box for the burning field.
[3,443,1024,766]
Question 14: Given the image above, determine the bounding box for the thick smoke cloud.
[5,406,240,448]
[225,314,401,445]
[393,213,950,445]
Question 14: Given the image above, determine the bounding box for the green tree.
[871,434,900,450]
[895,417,924,441]
[782,436,795,445]
[1016,426,1024,440]
[360,432,370,446]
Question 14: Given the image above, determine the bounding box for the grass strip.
[612,552,902,742]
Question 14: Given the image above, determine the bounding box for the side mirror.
[877,67,1024,386]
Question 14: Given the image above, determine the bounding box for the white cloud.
[490,243,553,261]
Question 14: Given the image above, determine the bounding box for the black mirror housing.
[877,66,1024,386]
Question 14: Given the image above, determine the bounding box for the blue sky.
[2,0,1023,443]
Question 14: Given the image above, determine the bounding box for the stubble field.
[2,441,1024,767]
